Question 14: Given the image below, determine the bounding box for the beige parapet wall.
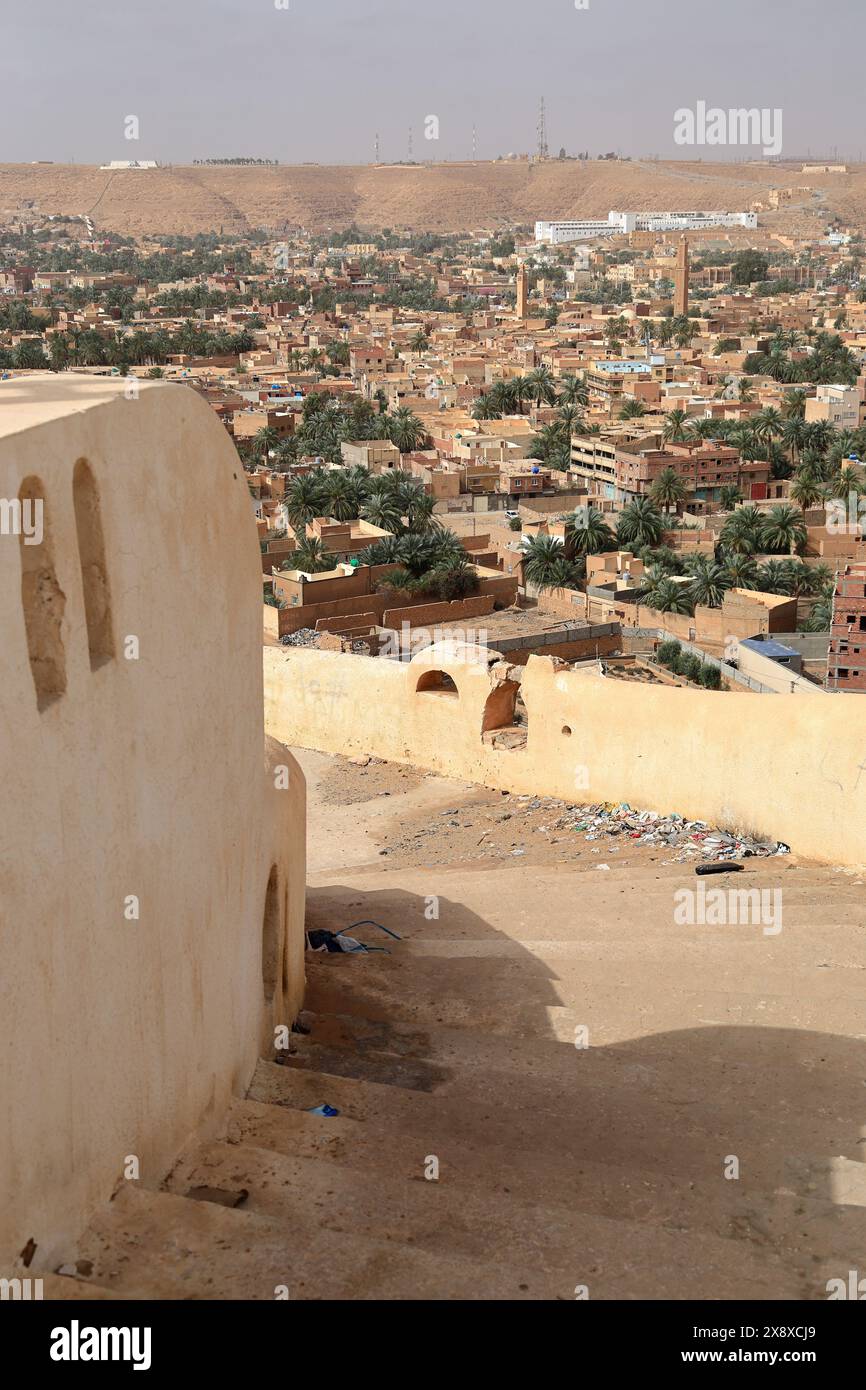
[0,377,306,1267]
[265,640,866,868]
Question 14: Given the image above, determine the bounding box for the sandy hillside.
[0,160,860,238]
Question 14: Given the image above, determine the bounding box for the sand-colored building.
[0,377,306,1268]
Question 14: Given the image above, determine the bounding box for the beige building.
[340,438,402,471]
[0,377,306,1268]
[804,384,860,431]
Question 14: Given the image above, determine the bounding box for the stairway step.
[229,1094,866,1266]
[65,1183,592,1300]
[302,955,866,1043]
[169,1135,813,1300]
[283,1012,864,1174]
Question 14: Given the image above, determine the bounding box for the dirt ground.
[302,749,803,879]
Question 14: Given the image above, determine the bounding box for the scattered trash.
[596,863,611,871]
[554,801,789,864]
[305,920,402,954]
[306,1104,340,1118]
[280,627,321,648]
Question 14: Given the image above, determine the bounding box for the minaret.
[516,262,529,319]
[674,234,689,317]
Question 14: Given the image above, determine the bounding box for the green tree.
[387,407,427,453]
[565,507,617,557]
[662,408,689,443]
[616,497,665,548]
[719,485,742,512]
[292,537,335,573]
[685,556,731,609]
[642,574,694,615]
[720,505,764,555]
[760,504,807,555]
[525,365,558,407]
[522,535,582,590]
[731,250,770,285]
[650,467,688,514]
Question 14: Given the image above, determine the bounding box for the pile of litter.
[280,628,320,648]
[546,800,790,863]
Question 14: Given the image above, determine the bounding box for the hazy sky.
[0,0,862,165]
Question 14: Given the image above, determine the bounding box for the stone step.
[63,1181,645,1301]
[278,1015,866,1181]
[302,955,866,1044]
[169,1134,815,1300]
[230,1092,866,1270]
[305,942,866,1012]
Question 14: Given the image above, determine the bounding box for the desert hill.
[0,159,860,238]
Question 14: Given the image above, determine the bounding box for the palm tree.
[760,504,807,555]
[510,377,531,414]
[292,537,335,574]
[565,508,617,557]
[789,473,827,512]
[284,473,327,537]
[719,485,742,512]
[522,535,580,590]
[829,465,864,500]
[409,329,429,352]
[779,558,823,597]
[753,407,782,448]
[616,497,665,548]
[757,559,795,595]
[557,404,583,437]
[388,407,427,453]
[428,550,480,601]
[379,565,426,597]
[722,552,760,589]
[395,532,440,579]
[525,366,558,407]
[780,415,806,465]
[800,447,832,483]
[802,595,832,632]
[642,574,694,615]
[720,505,764,555]
[674,317,698,350]
[253,426,280,461]
[619,398,647,420]
[472,393,503,421]
[662,408,689,443]
[361,495,403,533]
[655,318,675,347]
[737,377,755,403]
[475,380,516,418]
[358,535,404,566]
[557,375,589,410]
[686,556,731,609]
[685,417,722,442]
[803,420,834,457]
[650,467,688,515]
[323,472,361,522]
[782,389,807,420]
[404,490,440,535]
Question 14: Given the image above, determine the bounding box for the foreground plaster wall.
[265,641,866,867]
[0,377,305,1267]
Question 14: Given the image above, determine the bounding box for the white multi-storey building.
[535,210,758,244]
